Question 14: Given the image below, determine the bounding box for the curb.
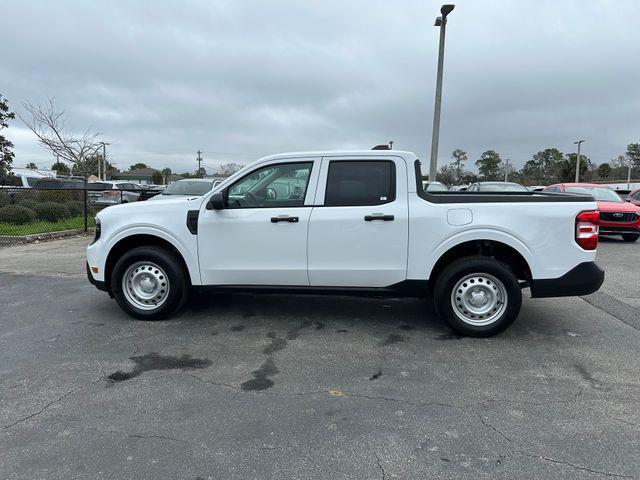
[0,228,94,247]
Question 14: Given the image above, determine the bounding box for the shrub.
[0,204,37,225]
[18,199,38,212]
[65,200,95,217]
[36,190,82,203]
[33,202,70,222]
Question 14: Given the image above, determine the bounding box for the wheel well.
[104,234,190,291]
[429,240,532,290]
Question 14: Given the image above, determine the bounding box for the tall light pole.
[98,142,110,181]
[574,140,585,183]
[429,4,455,181]
[504,158,510,182]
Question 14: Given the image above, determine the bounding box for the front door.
[307,157,409,287]
[198,159,319,286]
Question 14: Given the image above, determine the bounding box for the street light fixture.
[429,4,455,181]
[574,140,585,183]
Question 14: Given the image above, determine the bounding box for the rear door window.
[324,161,395,207]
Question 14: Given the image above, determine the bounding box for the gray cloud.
[2,0,638,174]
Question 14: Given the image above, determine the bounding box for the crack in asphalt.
[3,378,103,430]
[374,452,386,480]
[471,409,634,478]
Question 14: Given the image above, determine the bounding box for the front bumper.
[529,261,604,298]
[86,262,108,292]
[598,223,640,235]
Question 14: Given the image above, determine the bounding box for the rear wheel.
[433,257,522,337]
[111,246,188,320]
[622,233,639,242]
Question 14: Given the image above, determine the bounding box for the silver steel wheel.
[450,273,508,326]
[121,261,170,311]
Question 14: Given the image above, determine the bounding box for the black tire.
[622,234,639,243]
[433,256,522,337]
[111,246,188,320]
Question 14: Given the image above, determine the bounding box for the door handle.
[271,215,299,223]
[364,214,394,222]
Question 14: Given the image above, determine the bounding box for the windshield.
[480,183,528,192]
[565,186,622,202]
[161,181,214,196]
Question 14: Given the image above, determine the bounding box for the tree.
[196,166,206,178]
[450,149,467,184]
[18,98,103,178]
[436,164,455,185]
[51,161,71,176]
[151,171,163,184]
[557,153,591,182]
[626,143,640,169]
[475,150,502,180]
[25,162,38,169]
[161,168,172,184]
[129,163,147,171]
[216,162,244,176]
[71,154,117,178]
[0,93,15,179]
[597,163,611,180]
[520,148,564,184]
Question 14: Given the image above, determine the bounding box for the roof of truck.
[258,150,418,161]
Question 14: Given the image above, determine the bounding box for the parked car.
[421,181,448,192]
[544,183,640,242]
[466,182,529,192]
[147,178,221,201]
[87,150,604,337]
[527,185,546,192]
[89,181,143,206]
[627,189,640,207]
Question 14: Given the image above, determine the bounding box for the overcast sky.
[2,0,639,174]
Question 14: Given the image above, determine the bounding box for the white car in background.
[89,181,143,205]
[147,178,222,201]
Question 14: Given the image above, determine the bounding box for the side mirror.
[206,191,225,210]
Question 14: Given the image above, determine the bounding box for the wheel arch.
[428,239,533,292]
[104,233,196,292]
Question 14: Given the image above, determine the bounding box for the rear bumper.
[86,262,108,292]
[530,261,604,298]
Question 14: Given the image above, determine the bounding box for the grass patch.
[0,215,95,236]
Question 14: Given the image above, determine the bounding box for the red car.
[544,183,640,242]
[627,189,640,207]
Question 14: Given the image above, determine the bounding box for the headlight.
[91,218,101,244]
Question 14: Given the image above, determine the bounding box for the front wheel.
[433,257,522,337]
[111,246,188,320]
[622,233,639,243]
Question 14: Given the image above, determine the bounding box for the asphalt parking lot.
[1,236,639,479]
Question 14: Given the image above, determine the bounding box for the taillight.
[575,210,599,250]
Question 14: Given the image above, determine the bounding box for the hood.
[96,195,204,220]
[147,194,200,202]
[597,201,639,212]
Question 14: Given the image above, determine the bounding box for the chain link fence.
[0,185,162,246]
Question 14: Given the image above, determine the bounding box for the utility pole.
[504,158,510,182]
[627,157,632,191]
[197,150,203,178]
[574,140,585,183]
[98,142,110,181]
[429,4,455,181]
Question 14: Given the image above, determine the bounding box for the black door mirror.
[206,191,225,210]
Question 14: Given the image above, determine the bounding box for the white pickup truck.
[87,150,604,336]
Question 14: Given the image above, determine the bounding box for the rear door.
[307,156,409,287]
